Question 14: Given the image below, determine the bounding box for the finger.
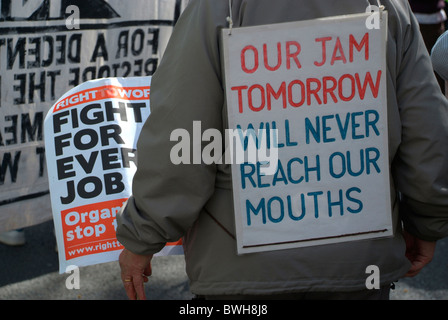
[122,273,147,300]
[143,263,152,277]
[405,260,425,277]
[123,278,137,300]
[132,276,147,300]
[404,267,418,277]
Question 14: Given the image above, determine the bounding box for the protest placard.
[45,76,182,273]
[0,0,189,232]
[222,11,393,254]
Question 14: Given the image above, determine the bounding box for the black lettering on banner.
[21,112,43,143]
[57,156,75,180]
[74,129,99,150]
[53,99,149,205]
[7,37,26,69]
[81,103,104,125]
[115,28,159,58]
[4,115,18,145]
[60,172,125,205]
[0,111,45,190]
[55,133,71,156]
[126,103,146,122]
[13,71,63,105]
[131,29,144,56]
[105,101,127,122]
[13,74,26,105]
[0,151,21,185]
[76,152,98,173]
[35,146,45,177]
[101,148,121,170]
[2,28,161,105]
[3,34,82,70]
[0,0,119,22]
[29,71,45,103]
[104,172,125,194]
[121,147,137,168]
[0,112,43,146]
[91,33,109,62]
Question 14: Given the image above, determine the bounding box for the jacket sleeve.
[393,3,448,241]
[116,0,229,255]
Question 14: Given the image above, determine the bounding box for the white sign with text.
[222,12,393,254]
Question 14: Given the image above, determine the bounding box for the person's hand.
[403,230,436,277]
[119,248,153,300]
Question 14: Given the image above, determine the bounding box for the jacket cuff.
[116,199,168,256]
[400,196,448,241]
[116,231,166,256]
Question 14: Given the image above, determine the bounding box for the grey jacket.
[117,0,448,295]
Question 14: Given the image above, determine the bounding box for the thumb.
[143,261,152,277]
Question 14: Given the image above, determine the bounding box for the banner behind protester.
[45,76,183,273]
[0,0,189,232]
